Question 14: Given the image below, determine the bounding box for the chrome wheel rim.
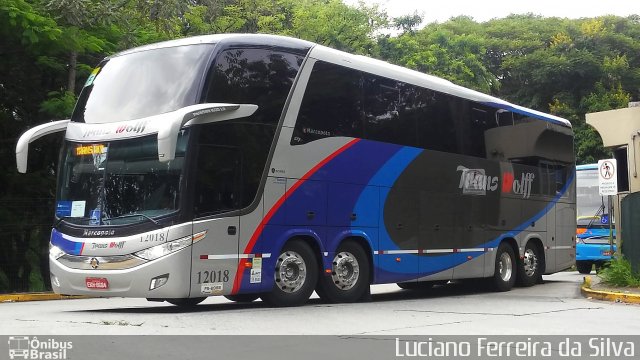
[499,252,513,282]
[331,251,360,290]
[275,250,307,293]
[522,248,538,277]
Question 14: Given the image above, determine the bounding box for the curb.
[581,276,640,305]
[0,293,88,303]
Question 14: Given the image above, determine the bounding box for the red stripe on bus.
[231,138,361,294]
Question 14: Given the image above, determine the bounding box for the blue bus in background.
[575,164,616,274]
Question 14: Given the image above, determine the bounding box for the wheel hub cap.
[331,251,360,290]
[523,249,538,277]
[275,251,306,293]
[499,252,512,282]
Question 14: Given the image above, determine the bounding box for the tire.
[166,297,206,307]
[576,261,593,274]
[492,243,516,292]
[316,241,370,303]
[260,240,318,307]
[517,242,541,287]
[224,294,259,303]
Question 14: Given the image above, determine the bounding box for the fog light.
[149,274,169,290]
[49,245,65,260]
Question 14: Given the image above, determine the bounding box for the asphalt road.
[1,271,639,335]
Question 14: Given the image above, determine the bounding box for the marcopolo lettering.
[83,229,116,237]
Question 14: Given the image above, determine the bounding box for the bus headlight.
[135,236,192,261]
[49,245,65,260]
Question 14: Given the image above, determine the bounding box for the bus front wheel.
[224,294,259,303]
[316,241,370,303]
[260,240,318,307]
[492,243,516,292]
[576,261,593,274]
[166,297,206,307]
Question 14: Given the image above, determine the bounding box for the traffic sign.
[598,159,618,196]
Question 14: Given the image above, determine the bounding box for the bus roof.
[111,34,571,129]
[112,33,314,58]
[577,164,598,171]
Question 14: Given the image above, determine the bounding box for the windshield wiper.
[103,213,161,227]
[54,216,76,228]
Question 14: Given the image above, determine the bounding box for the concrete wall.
[586,106,640,253]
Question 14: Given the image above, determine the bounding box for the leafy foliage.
[599,257,640,287]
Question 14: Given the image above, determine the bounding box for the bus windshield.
[576,167,608,220]
[55,131,189,226]
[71,44,215,123]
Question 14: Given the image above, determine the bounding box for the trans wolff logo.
[8,336,72,359]
[457,165,535,198]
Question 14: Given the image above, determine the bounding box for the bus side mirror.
[16,119,70,173]
[157,103,258,162]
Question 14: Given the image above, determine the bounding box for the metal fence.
[621,192,640,272]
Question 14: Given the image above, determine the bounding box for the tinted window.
[194,121,276,216]
[204,48,303,125]
[415,91,457,152]
[195,48,303,215]
[364,78,418,147]
[194,144,241,216]
[292,61,363,145]
[292,61,572,168]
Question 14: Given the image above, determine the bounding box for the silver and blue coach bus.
[16,34,576,307]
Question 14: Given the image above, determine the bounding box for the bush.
[599,257,640,287]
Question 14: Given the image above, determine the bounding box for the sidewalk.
[0,292,86,303]
[581,275,640,305]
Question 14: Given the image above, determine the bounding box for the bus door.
[190,145,242,298]
[419,192,454,282]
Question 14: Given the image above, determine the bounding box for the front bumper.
[576,243,616,262]
[49,246,192,298]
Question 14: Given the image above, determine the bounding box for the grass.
[599,257,640,287]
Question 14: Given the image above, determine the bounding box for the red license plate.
[86,277,109,290]
[602,251,613,256]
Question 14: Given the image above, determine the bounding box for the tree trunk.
[68,51,78,94]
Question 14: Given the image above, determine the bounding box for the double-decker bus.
[575,164,615,274]
[16,34,575,307]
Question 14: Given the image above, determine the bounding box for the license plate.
[86,277,109,290]
[602,250,613,256]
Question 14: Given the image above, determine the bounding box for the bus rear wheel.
[492,243,516,292]
[517,242,541,287]
[316,241,370,303]
[260,240,318,307]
